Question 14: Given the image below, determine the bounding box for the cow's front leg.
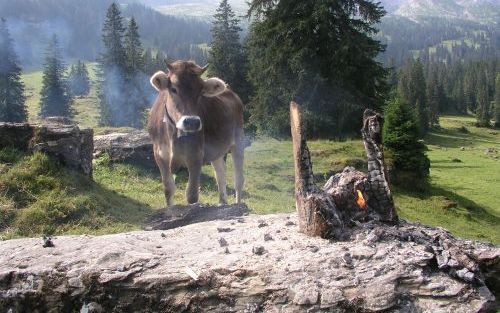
[211,157,228,204]
[186,159,202,204]
[154,145,175,207]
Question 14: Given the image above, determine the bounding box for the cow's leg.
[154,144,175,206]
[186,159,202,204]
[231,131,245,204]
[211,157,228,205]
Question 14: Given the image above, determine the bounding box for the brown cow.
[148,60,244,206]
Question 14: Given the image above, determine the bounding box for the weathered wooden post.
[290,102,343,238]
[361,109,398,223]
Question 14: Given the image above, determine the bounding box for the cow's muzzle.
[176,115,202,133]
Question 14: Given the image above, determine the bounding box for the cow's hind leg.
[154,145,175,207]
[212,157,228,204]
[231,135,245,204]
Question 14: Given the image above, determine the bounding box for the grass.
[8,66,500,243]
[403,116,500,242]
[22,63,101,128]
[0,149,150,240]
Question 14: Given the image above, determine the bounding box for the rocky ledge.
[0,214,498,313]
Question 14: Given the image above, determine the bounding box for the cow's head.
[150,60,227,133]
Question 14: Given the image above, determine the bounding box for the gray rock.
[0,122,93,176]
[93,131,154,167]
[0,214,497,312]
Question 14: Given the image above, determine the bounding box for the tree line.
[391,58,500,131]
[0,0,210,67]
[0,3,168,126]
[377,16,500,67]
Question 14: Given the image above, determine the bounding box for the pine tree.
[101,3,126,69]
[495,73,500,128]
[383,96,430,189]
[246,0,387,138]
[125,17,144,74]
[0,18,27,123]
[397,58,429,135]
[209,0,248,102]
[154,51,165,72]
[124,16,148,128]
[143,48,155,75]
[426,65,441,128]
[68,60,90,97]
[475,70,490,127]
[98,2,127,126]
[39,35,73,118]
[410,59,429,134]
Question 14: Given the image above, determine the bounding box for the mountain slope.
[381,0,500,23]
[0,0,211,67]
[128,0,249,18]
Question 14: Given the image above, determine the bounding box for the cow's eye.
[171,87,177,94]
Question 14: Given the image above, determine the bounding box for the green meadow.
[1,67,498,243]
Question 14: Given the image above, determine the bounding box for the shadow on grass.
[427,128,497,148]
[397,184,500,228]
[76,176,154,226]
[431,164,481,169]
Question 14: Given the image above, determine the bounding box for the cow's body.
[148,60,244,205]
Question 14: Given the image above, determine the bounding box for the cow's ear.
[202,78,227,97]
[150,71,169,92]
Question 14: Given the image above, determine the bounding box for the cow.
[148,60,245,206]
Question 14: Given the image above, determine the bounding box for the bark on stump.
[290,102,343,238]
[362,109,398,222]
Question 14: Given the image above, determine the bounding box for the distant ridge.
[381,0,500,23]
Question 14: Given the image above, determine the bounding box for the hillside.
[0,0,211,67]
[131,0,249,18]
[376,0,500,65]
[389,0,500,23]
[8,63,500,243]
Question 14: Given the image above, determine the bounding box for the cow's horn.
[201,63,209,74]
[164,57,174,71]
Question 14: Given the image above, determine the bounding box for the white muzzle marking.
[176,115,202,132]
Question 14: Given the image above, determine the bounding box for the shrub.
[383,97,430,189]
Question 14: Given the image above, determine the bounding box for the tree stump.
[291,103,399,237]
[290,102,343,238]
[361,109,398,222]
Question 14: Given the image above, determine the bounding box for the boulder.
[0,122,93,177]
[93,132,155,167]
[0,214,498,312]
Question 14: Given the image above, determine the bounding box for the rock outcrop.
[0,214,498,312]
[93,132,155,167]
[0,122,93,176]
